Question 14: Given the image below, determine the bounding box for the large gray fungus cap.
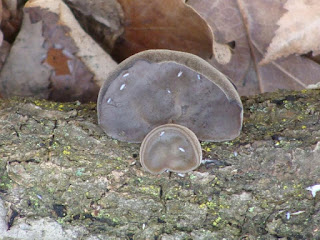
[97,49,243,143]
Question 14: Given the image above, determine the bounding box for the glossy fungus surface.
[98,50,243,143]
[140,124,202,174]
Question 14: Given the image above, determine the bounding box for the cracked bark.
[0,89,320,239]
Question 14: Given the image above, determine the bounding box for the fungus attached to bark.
[98,49,243,143]
[140,124,202,174]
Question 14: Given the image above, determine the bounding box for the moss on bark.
[0,89,320,239]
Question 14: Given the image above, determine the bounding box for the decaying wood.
[0,89,319,239]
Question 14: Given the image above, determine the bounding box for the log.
[0,89,319,239]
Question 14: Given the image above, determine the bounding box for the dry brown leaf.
[188,0,320,95]
[0,0,117,102]
[0,40,10,70]
[262,0,320,64]
[2,0,18,15]
[44,48,72,76]
[1,0,22,43]
[0,0,2,24]
[112,0,214,62]
[3,0,18,15]
[64,0,124,53]
[0,31,3,48]
[0,0,3,48]
[188,0,256,95]
[0,12,51,99]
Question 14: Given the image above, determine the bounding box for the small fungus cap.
[140,124,202,174]
[97,49,243,143]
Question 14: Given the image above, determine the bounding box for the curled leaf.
[261,0,320,64]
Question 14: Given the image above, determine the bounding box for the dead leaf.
[3,0,18,15]
[308,52,320,64]
[0,11,51,99]
[44,48,72,76]
[0,0,117,102]
[261,0,320,64]
[188,0,320,95]
[1,0,22,43]
[0,40,10,70]
[42,0,118,88]
[0,0,2,24]
[112,0,214,62]
[64,0,124,53]
[187,0,256,95]
[0,31,3,48]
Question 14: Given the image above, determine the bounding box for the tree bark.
[0,89,320,239]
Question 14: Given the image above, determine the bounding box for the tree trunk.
[0,89,320,239]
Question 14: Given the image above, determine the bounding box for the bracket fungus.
[97,49,243,143]
[97,49,243,173]
[140,124,202,174]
